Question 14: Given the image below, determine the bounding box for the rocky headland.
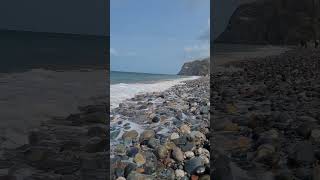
[212,48,320,179]
[178,58,209,76]
[216,0,320,45]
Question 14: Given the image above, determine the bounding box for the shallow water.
[110,76,199,109]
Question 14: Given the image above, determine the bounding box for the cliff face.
[178,58,209,76]
[216,0,320,45]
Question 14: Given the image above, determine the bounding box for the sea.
[0,29,106,74]
[0,30,107,135]
[110,71,199,109]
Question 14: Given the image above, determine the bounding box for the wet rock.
[127,147,139,157]
[156,146,169,159]
[85,136,107,153]
[213,155,234,180]
[115,144,127,156]
[127,172,153,180]
[87,125,107,138]
[199,175,210,180]
[124,163,137,178]
[200,106,209,114]
[80,152,108,180]
[111,130,121,139]
[288,141,315,165]
[184,157,204,174]
[236,136,251,151]
[122,130,139,141]
[296,168,311,180]
[134,153,146,165]
[172,147,184,162]
[143,154,157,175]
[255,144,276,163]
[313,162,320,180]
[223,122,240,132]
[173,135,195,152]
[259,129,279,144]
[151,116,160,123]
[147,138,159,149]
[296,122,317,138]
[81,111,106,124]
[195,166,206,175]
[139,130,155,142]
[311,129,320,142]
[158,168,175,179]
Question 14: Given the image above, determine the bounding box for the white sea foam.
[110,76,199,109]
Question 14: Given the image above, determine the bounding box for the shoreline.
[213,44,291,67]
[110,76,210,179]
[110,76,200,109]
[0,68,107,146]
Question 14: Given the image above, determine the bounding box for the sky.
[110,0,210,74]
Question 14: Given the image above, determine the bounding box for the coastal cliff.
[178,58,209,76]
[215,0,320,44]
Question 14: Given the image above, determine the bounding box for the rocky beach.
[0,69,109,179]
[0,102,109,179]
[110,76,210,180]
[212,48,320,179]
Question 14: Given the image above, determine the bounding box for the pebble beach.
[110,76,210,180]
[212,48,320,179]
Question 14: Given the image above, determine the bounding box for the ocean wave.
[110,76,199,109]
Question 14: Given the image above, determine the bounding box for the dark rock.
[288,141,315,165]
[87,125,107,138]
[151,116,160,123]
[124,163,137,178]
[172,147,184,162]
[195,166,206,175]
[296,122,317,138]
[127,172,153,180]
[184,157,204,174]
[139,130,155,143]
[127,147,139,157]
[85,137,107,153]
[213,155,234,180]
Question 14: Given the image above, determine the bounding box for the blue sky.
[110,0,210,74]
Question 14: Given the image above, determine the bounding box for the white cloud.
[184,43,209,58]
[184,44,209,52]
[110,47,136,57]
[110,48,118,56]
